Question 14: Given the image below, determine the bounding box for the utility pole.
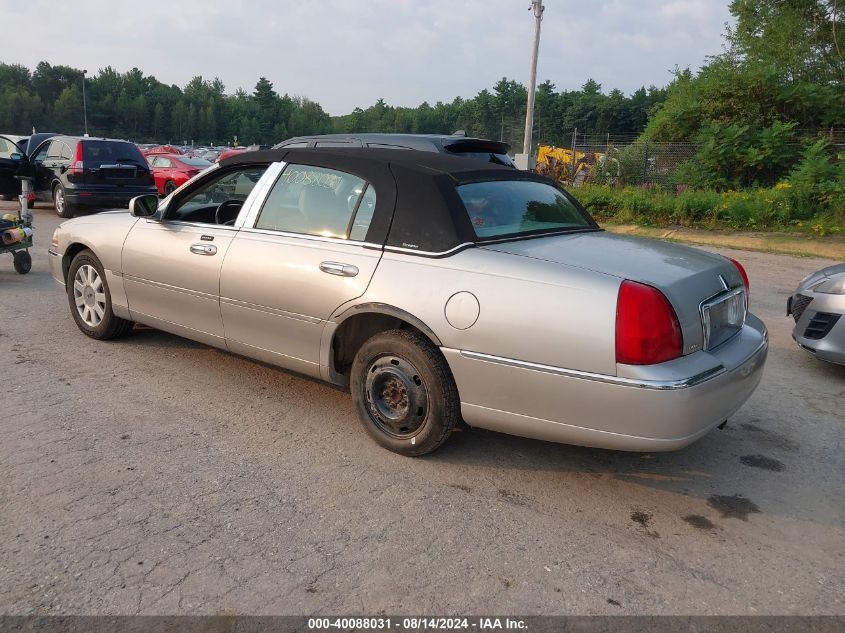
[81,69,89,136]
[522,0,544,156]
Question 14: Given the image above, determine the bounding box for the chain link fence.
[535,129,845,189]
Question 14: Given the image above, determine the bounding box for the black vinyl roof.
[220,147,588,255]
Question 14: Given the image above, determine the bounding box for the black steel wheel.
[13,250,31,274]
[365,354,429,439]
[351,329,460,456]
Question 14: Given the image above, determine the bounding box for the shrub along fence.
[541,129,845,233]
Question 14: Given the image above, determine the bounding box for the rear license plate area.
[702,288,747,350]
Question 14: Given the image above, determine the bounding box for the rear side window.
[82,141,146,166]
[255,164,375,240]
[46,141,65,159]
[456,180,592,240]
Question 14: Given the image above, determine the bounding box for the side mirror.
[129,194,159,218]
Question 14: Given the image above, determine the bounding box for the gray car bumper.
[443,314,768,452]
[790,291,845,365]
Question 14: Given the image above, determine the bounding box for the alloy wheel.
[73,264,107,327]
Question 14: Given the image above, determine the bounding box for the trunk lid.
[481,231,746,355]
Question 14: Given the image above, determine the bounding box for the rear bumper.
[66,186,157,207]
[443,314,768,451]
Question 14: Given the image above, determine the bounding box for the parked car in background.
[148,154,212,196]
[142,144,183,158]
[217,147,248,162]
[49,147,767,456]
[788,264,845,365]
[274,133,515,167]
[27,136,157,217]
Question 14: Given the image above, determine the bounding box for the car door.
[121,163,271,348]
[0,135,27,199]
[220,162,382,377]
[30,142,51,199]
[44,140,69,190]
[150,156,169,193]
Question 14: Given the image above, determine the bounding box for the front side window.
[456,180,593,240]
[166,165,268,224]
[255,164,375,240]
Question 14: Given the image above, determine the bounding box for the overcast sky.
[2,0,733,115]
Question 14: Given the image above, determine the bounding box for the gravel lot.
[1,201,843,616]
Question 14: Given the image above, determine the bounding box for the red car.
[216,147,248,162]
[147,154,212,196]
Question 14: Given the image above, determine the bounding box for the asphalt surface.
[1,201,843,616]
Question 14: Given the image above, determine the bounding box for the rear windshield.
[456,180,594,240]
[82,140,146,166]
[178,156,213,167]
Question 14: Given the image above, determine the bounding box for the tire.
[66,249,134,340]
[54,183,74,218]
[163,180,176,196]
[13,250,31,274]
[351,329,460,456]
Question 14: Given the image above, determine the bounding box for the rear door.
[44,140,71,186]
[81,140,151,187]
[220,162,382,376]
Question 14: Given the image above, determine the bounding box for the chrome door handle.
[320,261,359,277]
[190,243,217,256]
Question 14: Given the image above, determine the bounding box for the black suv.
[273,133,515,167]
[27,135,157,217]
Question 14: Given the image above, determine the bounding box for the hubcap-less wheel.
[73,264,107,327]
[365,355,428,438]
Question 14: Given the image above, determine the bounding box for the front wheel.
[67,250,134,339]
[351,329,460,456]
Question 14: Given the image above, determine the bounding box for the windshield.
[456,180,594,240]
[82,140,147,166]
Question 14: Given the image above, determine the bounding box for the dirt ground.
[1,200,843,615]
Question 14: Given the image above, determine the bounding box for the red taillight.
[726,257,750,300]
[68,142,84,178]
[186,170,199,177]
[616,280,683,365]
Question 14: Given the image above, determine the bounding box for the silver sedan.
[48,148,768,456]
[788,263,845,365]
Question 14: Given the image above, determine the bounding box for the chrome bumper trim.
[457,350,728,391]
[48,248,60,257]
